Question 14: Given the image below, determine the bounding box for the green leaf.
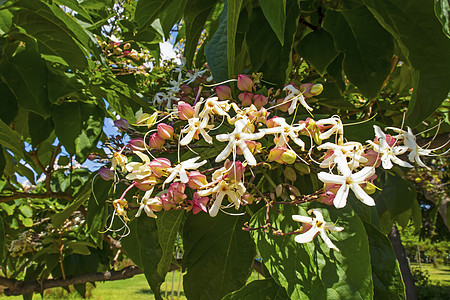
[223,278,290,300]
[364,0,450,126]
[183,213,255,299]
[0,215,5,259]
[54,0,93,23]
[226,0,242,78]
[435,0,450,38]
[205,2,228,82]
[323,6,394,99]
[158,0,188,39]
[135,0,174,32]
[0,9,13,35]
[47,67,85,104]
[86,177,112,248]
[0,146,5,176]
[0,45,50,117]
[0,118,24,159]
[156,210,184,281]
[51,179,92,228]
[121,216,164,300]
[297,29,339,76]
[250,204,373,299]
[52,102,104,159]
[13,5,89,70]
[184,0,219,68]
[0,82,18,125]
[260,0,286,46]
[28,112,54,147]
[19,205,33,218]
[364,221,405,299]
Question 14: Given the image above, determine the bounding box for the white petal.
[294,227,320,244]
[180,129,196,145]
[350,183,375,206]
[318,172,346,185]
[292,215,314,224]
[319,229,340,251]
[334,184,349,208]
[237,140,257,166]
[209,192,225,217]
[216,141,234,162]
[179,168,189,183]
[381,154,393,169]
[352,167,375,183]
[216,133,232,142]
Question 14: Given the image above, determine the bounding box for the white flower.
[318,142,367,170]
[135,188,162,218]
[403,127,432,168]
[198,97,231,125]
[316,116,344,141]
[215,119,265,165]
[317,150,375,208]
[367,125,412,169]
[283,84,313,114]
[179,117,214,145]
[125,151,152,181]
[260,117,306,150]
[198,180,246,217]
[292,209,344,251]
[163,157,207,186]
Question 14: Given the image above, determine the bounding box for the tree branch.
[0,191,73,203]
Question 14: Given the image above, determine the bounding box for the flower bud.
[253,94,268,109]
[267,147,286,163]
[266,117,279,128]
[167,183,187,204]
[238,92,253,106]
[237,74,253,92]
[310,84,323,96]
[187,171,208,189]
[129,49,139,60]
[242,193,255,204]
[178,102,195,120]
[319,191,335,206]
[135,181,156,191]
[276,98,290,112]
[148,133,165,149]
[216,85,232,100]
[180,83,193,95]
[128,138,146,151]
[149,158,171,177]
[281,149,297,164]
[161,194,176,210]
[157,123,174,140]
[114,119,131,131]
[225,160,245,182]
[363,182,377,194]
[136,112,158,128]
[98,168,114,181]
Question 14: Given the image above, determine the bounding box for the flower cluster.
[101,70,442,251]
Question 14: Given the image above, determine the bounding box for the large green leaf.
[28,112,54,147]
[52,102,104,159]
[51,179,92,228]
[323,6,394,99]
[223,278,289,300]
[184,0,219,68]
[158,0,188,39]
[364,0,450,126]
[121,216,164,300]
[155,210,184,280]
[250,204,374,299]
[297,29,339,76]
[260,0,286,46]
[246,0,299,85]
[135,0,174,32]
[183,213,255,300]
[0,45,50,117]
[86,177,112,248]
[226,0,242,78]
[364,221,405,299]
[0,118,24,159]
[0,82,18,125]
[435,0,450,38]
[205,1,228,82]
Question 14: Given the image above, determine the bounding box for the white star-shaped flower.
[317,150,375,208]
[163,157,207,186]
[292,209,344,251]
[283,84,313,114]
[260,117,306,150]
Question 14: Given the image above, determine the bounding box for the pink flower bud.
[216,85,232,100]
[180,83,193,95]
[157,123,174,140]
[188,192,209,214]
[362,150,381,167]
[135,181,156,191]
[281,149,297,164]
[242,193,255,204]
[238,92,253,106]
[114,119,131,130]
[123,43,131,50]
[98,168,114,181]
[128,138,146,151]
[267,147,286,163]
[87,154,96,161]
[224,160,245,182]
[266,117,280,128]
[187,171,208,189]
[236,141,261,156]
[253,94,268,109]
[300,222,313,233]
[148,133,165,149]
[178,102,195,120]
[300,83,314,98]
[276,98,290,112]
[149,158,171,177]
[319,191,335,206]
[237,74,253,92]
[161,194,176,210]
[167,183,187,204]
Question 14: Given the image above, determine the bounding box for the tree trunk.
[389,223,418,300]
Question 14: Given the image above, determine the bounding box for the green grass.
[410,263,450,286]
